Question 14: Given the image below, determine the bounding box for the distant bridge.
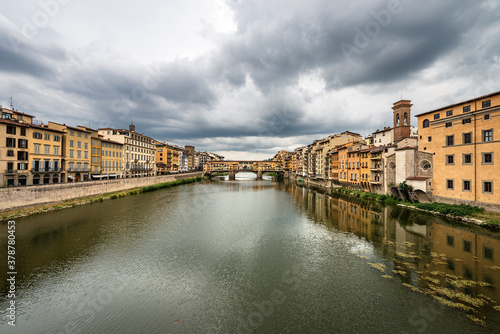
[203,160,284,180]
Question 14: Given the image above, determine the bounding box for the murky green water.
[1,179,499,333]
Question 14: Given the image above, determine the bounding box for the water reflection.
[284,182,500,326]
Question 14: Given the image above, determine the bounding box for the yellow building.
[28,124,65,185]
[77,126,103,178]
[359,148,372,189]
[416,91,500,208]
[0,108,32,186]
[156,142,179,174]
[101,138,123,178]
[48,122,92,182]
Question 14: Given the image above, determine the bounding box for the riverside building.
[98,123,155,178]
[416,91,500,208]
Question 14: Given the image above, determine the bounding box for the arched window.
[396,114,400,126]
[404,112,408,125]
[423,119,430,128]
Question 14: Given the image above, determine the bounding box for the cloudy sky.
[1,0,499,159]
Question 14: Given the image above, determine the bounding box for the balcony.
[5,169,18,175]
[31,168,62,173]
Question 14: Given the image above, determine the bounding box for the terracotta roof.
[415,90,500,117]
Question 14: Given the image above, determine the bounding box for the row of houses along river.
[1,175,499,333]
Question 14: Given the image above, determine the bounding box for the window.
[463,105,471,113]
[446,179,454,190]
[423,119,430,128]
[84,133,88,139]
[447,235,455,246]
[18,139,28,148]
[17,151,28,160]
[446,155,454,165]
[484,246,494,260]
[462,118,471,124]
[84,143,88,149]
[20,128,26,136]
[463,132,472,144]
[34,143,41,153]
[463,180,471,191]
[434,113,440,120]
[17,163,28,170]
[92,148,96,154]
[7,150,14,156]
[54,135,61,142]
[77,141,81,148]
[6,137,16,147]
[445,110,454,116]
[54,146,59,155]
[33,132,42,139]
[44,145,50,154]
[482,129,493,142]
[428,136,432,142]
[483,181,493,194]
[2,112,12,119]
[484,114,490,120]
[69,150,74,158]
[84,151,88,159]
[69,140,74,147]
[6,125,16,134]
[482,100,491,108]
[44,133,50,140]
[78,132,81,137]
[70,130,74,136]
[445,122,452,128]
[446,135,454,146]
[77,151,81,158]
[463,154,472,165]
[482,152,493,164]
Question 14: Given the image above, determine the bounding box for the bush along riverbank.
[331,187,500,230]
[1,176,204,221]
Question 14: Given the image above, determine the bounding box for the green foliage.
[398,181,413,192]
[410,202,484,217]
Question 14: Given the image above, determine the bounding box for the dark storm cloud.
[0,22,66,77]
[218,0,484,91]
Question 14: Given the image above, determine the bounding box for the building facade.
[98,123,155,177]
[416,91,500,208]
[0,108,32,186]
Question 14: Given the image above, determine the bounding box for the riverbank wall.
[1,172,203,212]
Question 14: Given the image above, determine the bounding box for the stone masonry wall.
[1,172,202,211]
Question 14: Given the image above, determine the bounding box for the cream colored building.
[98,123,155,177]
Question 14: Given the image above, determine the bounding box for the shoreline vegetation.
[1,176,203,222]
[330,186,500,229]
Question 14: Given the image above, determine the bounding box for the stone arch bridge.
[203,160,284,180]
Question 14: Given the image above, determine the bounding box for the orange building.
[416,91,500,209]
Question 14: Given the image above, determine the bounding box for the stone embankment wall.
[1,172,203,211]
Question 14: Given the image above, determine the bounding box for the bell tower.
[392,99,412,142]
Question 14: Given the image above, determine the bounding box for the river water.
[1,178,499,333]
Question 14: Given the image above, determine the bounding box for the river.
[1,177,499,333]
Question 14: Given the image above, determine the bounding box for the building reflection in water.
[285,182,500,326]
